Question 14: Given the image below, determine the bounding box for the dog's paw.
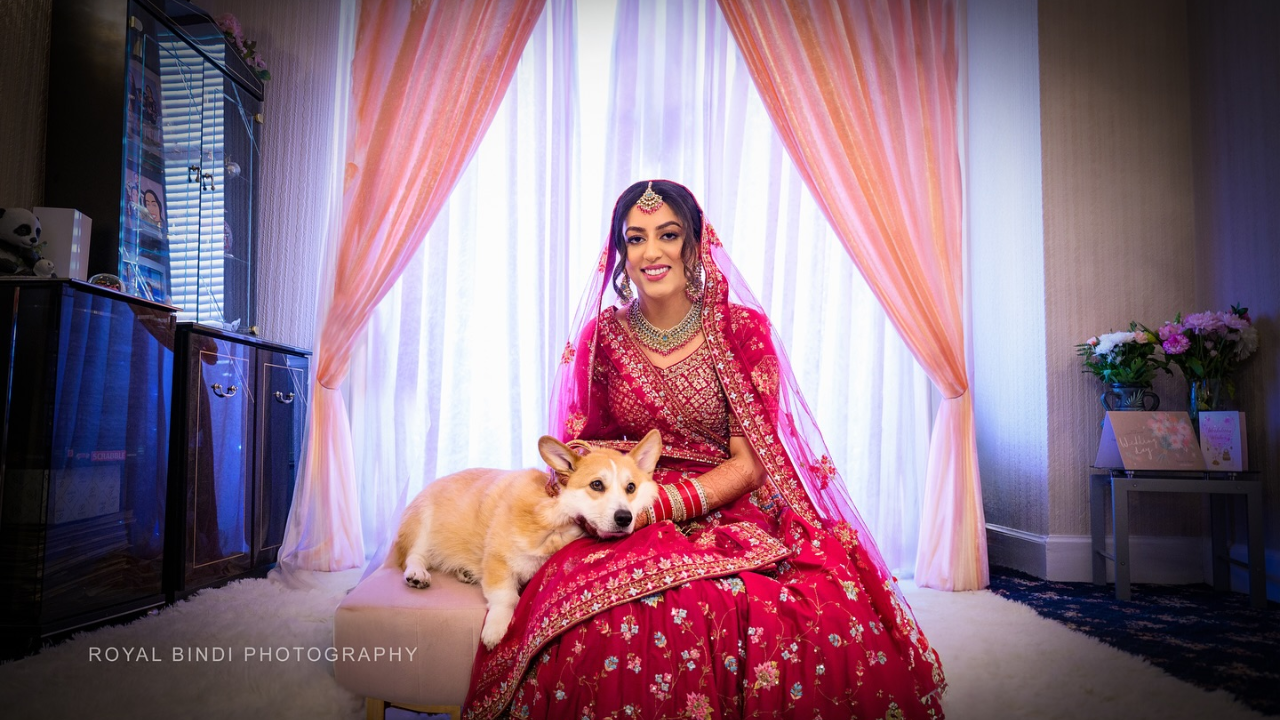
[456,569,478,585]
[480,607,515,649]
[403,566,432,589]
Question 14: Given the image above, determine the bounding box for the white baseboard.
[987,524,1279,601]
[987,524,1209,584]
[1045,533,1209,584]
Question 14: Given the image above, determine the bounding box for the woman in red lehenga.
[464,180,945,719]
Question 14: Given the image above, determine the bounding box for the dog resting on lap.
[387,429,663,649]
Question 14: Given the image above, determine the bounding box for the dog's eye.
[626,483,636,494]
[590,479,605,491]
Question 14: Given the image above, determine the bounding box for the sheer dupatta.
[551,182,898,588]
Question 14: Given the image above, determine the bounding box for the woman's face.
[144,192,162,221]
[623,203,688,305]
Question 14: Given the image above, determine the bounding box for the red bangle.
[675,481,700,518]
[651,486,672,523]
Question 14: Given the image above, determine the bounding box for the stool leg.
[366,698,387,720]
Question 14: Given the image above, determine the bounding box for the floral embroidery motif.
[560,341,575,366]
[752,660,780,690]
[808,455,838,490]
[703,222,724,247]
[565,412,586,438]
[686,692,713,720]
[751,355,780,399]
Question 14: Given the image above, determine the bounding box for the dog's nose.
[614,509,633,528]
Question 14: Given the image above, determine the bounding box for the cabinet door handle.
[201,172,217,191]
[211,383,238,398]
[188,164,201,183]
[274,391,295,404]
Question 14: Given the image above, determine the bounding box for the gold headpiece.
[635,181,664,214]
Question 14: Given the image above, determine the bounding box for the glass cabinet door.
[122,2,204,307]
[187,17,260,330]
[121,1,260,330]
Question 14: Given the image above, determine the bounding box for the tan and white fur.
[387,430,663,649]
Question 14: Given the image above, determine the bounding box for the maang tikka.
[635,182,664,214]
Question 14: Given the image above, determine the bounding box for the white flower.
[1094,330,1134,358]
[1236,325,1259,360]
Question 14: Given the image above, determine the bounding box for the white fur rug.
[0,571,1265,720]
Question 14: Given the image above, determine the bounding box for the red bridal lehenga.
[464,194,946,719]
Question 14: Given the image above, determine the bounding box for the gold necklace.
[629,299,703,356]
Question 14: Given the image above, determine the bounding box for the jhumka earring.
[685,261,703,302]
[620,273,634,302]
[635,182,664,214]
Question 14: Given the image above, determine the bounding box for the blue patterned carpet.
[989,567,1279,716]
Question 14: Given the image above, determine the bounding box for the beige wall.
[1040,0,1203,538]
[0,0,52,208]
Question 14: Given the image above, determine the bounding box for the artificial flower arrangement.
[1076,323,1168,386]
[1157,304,1258,402]
[215,13,270,82]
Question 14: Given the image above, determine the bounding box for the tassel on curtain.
[280,0,547,570]
[717,0,987,590]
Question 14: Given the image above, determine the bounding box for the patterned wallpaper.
[0,0,51,209]
[1039,0,1202,538]
[197,0,345,350]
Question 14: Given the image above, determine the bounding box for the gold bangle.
[664,484,686,522]
[691,478,709,515]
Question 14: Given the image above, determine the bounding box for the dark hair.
[608,180,703,299]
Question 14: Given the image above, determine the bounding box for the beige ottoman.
[334,566,488,720]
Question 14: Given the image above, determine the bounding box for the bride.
[464,180,946,719]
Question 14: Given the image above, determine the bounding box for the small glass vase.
[1188,377,1226,428]
[1099,382,1160,412]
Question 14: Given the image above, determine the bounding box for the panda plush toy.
[0,207,50,276]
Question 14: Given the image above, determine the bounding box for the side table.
[1090,468,1266,609]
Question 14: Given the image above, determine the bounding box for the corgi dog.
[388,429,663,649]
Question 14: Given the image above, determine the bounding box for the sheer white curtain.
[349,0,931,573]
[347,0,580,567]
[600,0,932,571]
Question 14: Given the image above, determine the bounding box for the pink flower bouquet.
[1157,304,1257,383]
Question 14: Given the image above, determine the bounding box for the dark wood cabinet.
[166,324,308,598]
[0,279,175,655]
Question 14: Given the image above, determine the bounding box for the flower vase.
[1188,377,1225,430]
[1099,382,1160,413]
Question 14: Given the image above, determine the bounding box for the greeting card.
[1198,411,1247,472]
[1095,411,1207,471]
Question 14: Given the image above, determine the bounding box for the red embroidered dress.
[463,196,946,719]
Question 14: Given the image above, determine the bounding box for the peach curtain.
[283,0,546,570]
[717,0,986,590]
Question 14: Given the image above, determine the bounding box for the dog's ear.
[628,429,662,475]
[539,436,579,482]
